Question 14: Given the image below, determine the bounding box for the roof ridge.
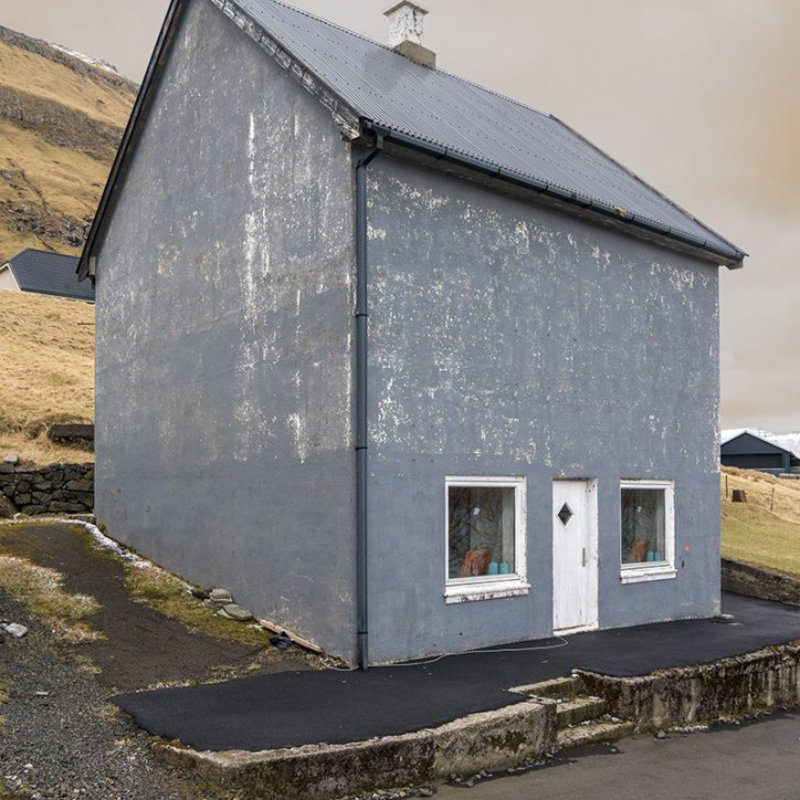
[253,0,396,52]
[253,0,553,122]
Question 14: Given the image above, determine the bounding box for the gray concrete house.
[78,0,746,666]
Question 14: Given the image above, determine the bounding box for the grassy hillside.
[721,466,800,577]
[0,26,136,261]
[0,291,94,464]
[0,25,136,465]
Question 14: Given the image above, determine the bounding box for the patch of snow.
[49,42,120,75]
[75,521,152,569]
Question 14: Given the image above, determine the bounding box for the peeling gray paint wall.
[94,0,357,661]
[365,155,720,664]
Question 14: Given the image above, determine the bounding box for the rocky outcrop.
[0,85,124,163]
[0,26,137,94]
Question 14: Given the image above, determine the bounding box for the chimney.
[384,1,436,68]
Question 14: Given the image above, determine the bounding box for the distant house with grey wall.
[721,431,799,475]
[78,0,746,667]
[1,248,94,302]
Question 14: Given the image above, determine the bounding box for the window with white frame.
[620,479,676,583]
[445,476,528,602]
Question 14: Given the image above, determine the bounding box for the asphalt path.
[438,710,800,800]
[115,593,800,751]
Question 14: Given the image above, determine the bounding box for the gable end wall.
[93,0,357,661]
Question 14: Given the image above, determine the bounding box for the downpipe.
[355,134,383,671]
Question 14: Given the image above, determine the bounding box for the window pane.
[448,486,516,579]
[621,488,666,565]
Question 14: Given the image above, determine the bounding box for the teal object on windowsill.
[499,561,510,574]
[487,561,499,575]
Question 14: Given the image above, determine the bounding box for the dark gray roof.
[4,249,94,301]
[721,432,793,457]
[232,0,744,263]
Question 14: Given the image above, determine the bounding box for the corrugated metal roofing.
[232,0,743,262]
[4,249,94,301]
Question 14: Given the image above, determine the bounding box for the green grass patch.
[125,566,271,647]
[0,555,101,642]
[721,501,800,578]
[0,787,29,800]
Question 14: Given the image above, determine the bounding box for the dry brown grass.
[0,30,135,261]
[720,466,800,578]
[0,291,93,464]
[0,40,134,128]
[0,118,113,259]
[721,466,800,525]
[0,554,101,642]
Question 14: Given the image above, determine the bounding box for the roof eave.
[363,122,746,269]
[550,115,747,268]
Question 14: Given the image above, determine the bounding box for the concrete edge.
[156,699,554,800]
[154,641,800,799]
[577,640,800,732]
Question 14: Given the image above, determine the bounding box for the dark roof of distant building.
[721,431,793,456]
[79,0,746,279]
[3,249,94,301]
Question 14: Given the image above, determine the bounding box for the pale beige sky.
[1,0,797,432]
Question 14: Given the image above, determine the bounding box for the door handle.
[582,548,587,567]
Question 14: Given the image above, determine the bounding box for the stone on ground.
[218,603,254,622]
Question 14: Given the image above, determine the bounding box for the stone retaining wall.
[722,558,800,605]
[579,643,800,732]
[0,463,94,515]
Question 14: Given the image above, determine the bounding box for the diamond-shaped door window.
[558,503,574,526]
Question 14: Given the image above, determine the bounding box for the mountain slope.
[0,26,136,464]
[0,25,136,261]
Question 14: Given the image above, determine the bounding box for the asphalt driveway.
[115,593,800,751]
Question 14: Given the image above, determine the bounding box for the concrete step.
[513,675,583,700]
[556,696,608,729]
[556,719,636,752]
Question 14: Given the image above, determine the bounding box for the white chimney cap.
[384,1,428,48]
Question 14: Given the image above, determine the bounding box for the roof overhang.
[78,0,747,280]
[363,122,746,269]
[77,0,187,282]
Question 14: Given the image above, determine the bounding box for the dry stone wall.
[0,463,93,515]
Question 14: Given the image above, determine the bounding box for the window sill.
[620,565,677,584]
[444,579,530,604]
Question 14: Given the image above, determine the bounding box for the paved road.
[438,710,800,800]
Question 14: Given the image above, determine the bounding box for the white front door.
[552,480,598,634]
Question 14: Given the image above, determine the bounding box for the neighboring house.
[77,0,746,666]
[0,249,94,302]
[721,431,799,475]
